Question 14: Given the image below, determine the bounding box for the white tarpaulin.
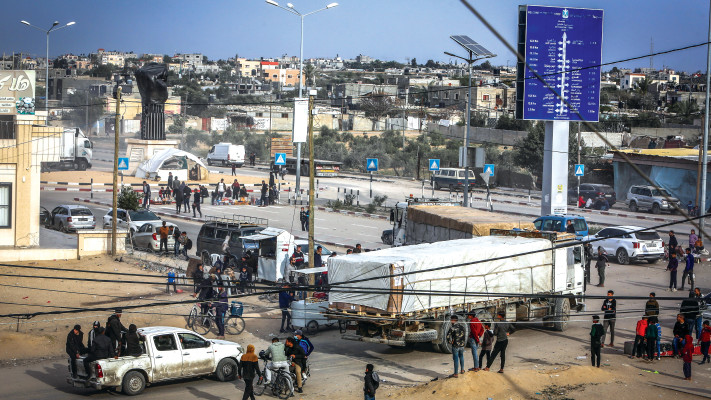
[329,236,553,313]
[241,227,295,283]
[135,148,208,181]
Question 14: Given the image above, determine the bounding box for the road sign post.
[574,164,585,207]
[429,159,440,197]
[366,158,378,198]
[118,157,129,171]
[484,164,495,176]
[274,153,286,165]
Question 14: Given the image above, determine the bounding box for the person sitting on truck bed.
[66,324,86,378]
[83,327,115,377]
[484,312,515,373]
[124,324,143,357]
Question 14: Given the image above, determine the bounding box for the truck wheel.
[552,298,571,331]
[72,161,80,170]
[215,358,238,381]
[122,371,146,396]
[78,160,88,171]
[404,329,438,343]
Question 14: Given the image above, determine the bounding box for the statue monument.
[135,63,169,140]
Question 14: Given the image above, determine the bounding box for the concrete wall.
[77,229,128,258]
[630,127,701,141]
[426,122,528,146]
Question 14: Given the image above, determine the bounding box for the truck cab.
[533,215,589,239]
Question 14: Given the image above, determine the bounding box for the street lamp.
[20,19,75,123]
[265,1,338,193]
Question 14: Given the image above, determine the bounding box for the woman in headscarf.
[238,344,263,400]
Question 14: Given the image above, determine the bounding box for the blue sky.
[2,0,709,72]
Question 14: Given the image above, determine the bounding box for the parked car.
[568,184,616,207]
[196,218,266,266]
[584,226,664,264]
[47,205,96,232]
[206,143,245,167]
[431,168,476,192]
[132,222,179,251]
[533,214,589,238]
[67,326,243,396]
[625,185,681,214]
[293,239,333,266]
[102,208,162,237]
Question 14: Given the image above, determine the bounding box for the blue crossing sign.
[574,164,585,176]
[118,157,129,171]
[274,153,286,165]
[428,159,440,171]
[366,158,378,172]
[484,164,495,176]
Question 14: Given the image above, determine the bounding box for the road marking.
[352,224,378,229]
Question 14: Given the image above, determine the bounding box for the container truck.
[382,197,535,246]
[41,127,93,171]
[326,229,584,353]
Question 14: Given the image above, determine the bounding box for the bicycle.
[254,353,293,399]
[187,302,245,336]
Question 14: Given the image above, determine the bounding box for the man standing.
[668,230,678,254]
[446,315,466,378]
[231,163,236,176]
[279,285,294,333]
[363,364,378,400]
[601,290,616,347]
[681,248,695,291]
[314,246,323,269]
[192,263,205,296]
[584,243,593,290]
[232,179,240,201]
[667,252,679,291]
[484,312,515,373]
[467,313,483,372]
[645,292,659,316]
[173,227,181,257]
[167,172,173,191]
[66,324,86,378]
[106,310,126,354]
[192,189,202,218]
[590,315,604,368]
[299,207,308,231]
[182,184,191,212]
[681,292,701,340]
[631,316,648,359]
[673,314,690,357]
[174,182,183,214]
[158,221,169,254]
[83,327,115,377]
[691,288,704,338]
[596,247,609,287]
[260,180,268,207]
[142,181,151,209]
[645,316,659,362]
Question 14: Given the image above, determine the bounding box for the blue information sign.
[366,158,378,172]
[574,164,585,176]
[484,164,495,176]
[274,153,286,165]
[117,157,129,171]
[518,6,603,122]
[428,159,440,171]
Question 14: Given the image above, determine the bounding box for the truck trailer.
[41,127,93,171]
[327,230,583,353]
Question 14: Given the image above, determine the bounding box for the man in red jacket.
[631,316,648,359]
[467,313,484,372]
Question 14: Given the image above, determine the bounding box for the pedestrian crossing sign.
[428,159,440,171]
[275,153,286,165]
[574,164,584,176]
[118,157,129,171]
[366,158,378,172]
[484,164,495,176]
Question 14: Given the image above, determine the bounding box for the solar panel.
[450,35,495,57]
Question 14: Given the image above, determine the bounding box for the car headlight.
[662,201,667,205]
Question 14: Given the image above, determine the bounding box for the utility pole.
[577,121,581,202]
[111,87,121,256]
[85,90,89,135]
[700,0,711,238]
[307,90,316,270]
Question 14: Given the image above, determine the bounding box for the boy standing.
[601,290,617,347]
[645,316,659,362]
[479,322,494,369]
[590,315,604,368]
[699,320,711,364]
[631,316,648,359]
[666,252,679,291]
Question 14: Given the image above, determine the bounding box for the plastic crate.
[230,301,244,317]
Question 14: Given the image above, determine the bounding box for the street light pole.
[700,0,711,238]
[20,20,75,124]
[265,1,338,195]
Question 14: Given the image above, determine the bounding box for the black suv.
[195,216,267,266]
[568,183,616,207]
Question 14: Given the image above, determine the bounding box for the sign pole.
[370,172,373,198]
[111,87,121,256]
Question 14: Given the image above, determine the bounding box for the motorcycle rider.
[294,329,314,357]
[285,337,305,394]
[264,337,290,384]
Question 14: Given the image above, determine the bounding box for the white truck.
[327,230,584,353]
[382,198,535,246]
[67,327,243,396]
[41,127,93,171]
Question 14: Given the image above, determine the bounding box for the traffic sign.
[274,153,286,166]
[484,164,495,176]
[574,164,585,176]
[366,158,378,172]
[118,157,129,171]
[428,159,440,171]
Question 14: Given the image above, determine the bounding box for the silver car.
[132,222,178,252]
[48,205,96,232]
[626,185,680,214]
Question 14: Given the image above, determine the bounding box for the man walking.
[279,285,294,333]
[158,221,169,254]
[260,180,268,206]
[142,181,151,209]
[192,189,202,218]
[299,207,308,231]
[590,315,604,368]
[182,184,191,212]
[446,315,466,378]
[667,252,679,291]
[467,313,483,372]
[596,247,609,287]
[484,312,515,373]
[601,290,616,347]
[363,364,379,400]
[681,248,695,291]
[645,292,659,316]
[66,324,86,378]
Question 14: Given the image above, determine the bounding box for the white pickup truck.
[67,326,243,396]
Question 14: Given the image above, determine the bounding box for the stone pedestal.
[124,138,179,174]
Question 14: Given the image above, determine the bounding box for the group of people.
[66,310,142,378]
[665,230,703,292]
[445,312,515,377]
[157,221,192,260]
[212,178,249,205]
[577,195,610,211]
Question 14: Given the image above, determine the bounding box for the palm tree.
[303,63,316,87]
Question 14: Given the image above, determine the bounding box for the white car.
[293,239,332,266]
[102,208,162,237]
[68,326,243,395]
[584,225,664,265]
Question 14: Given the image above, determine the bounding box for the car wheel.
[651,203,661,214]
[616,248,629,265]
[629,202,638,212]
[121,371,146,396]
[215,358,238,382]
[59,222,67,233]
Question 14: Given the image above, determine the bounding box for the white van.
[206,143,245,167]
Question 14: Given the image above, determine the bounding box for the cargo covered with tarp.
[329,236,553,314]
[405,205,535,244]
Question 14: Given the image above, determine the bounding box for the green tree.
[411,58,417,67]
[303,63,316,87]
[514,122,545,173]
[163,55,173,64]
[117,187,141,211]
[495,114,531,131]
[425,59,437,68]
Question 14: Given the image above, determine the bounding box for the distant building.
[174,53,203,67]
[620,73,646,90]
[356,54,373,64]
[236,58,263,77]
[428,85,513,112]
[331,83,398,108]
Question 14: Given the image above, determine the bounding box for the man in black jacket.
[182,184,191,212]
[590,315,604,367]
[66,324,86,378]
[484,312,515,373]
[285,337,305,393]
[601,290,616,347]
[673,314,690,357]
[174,183,184,214]
[363,363,378,400]
[299,207,308,231]
[106,310,127,353]
[83,327,115,377]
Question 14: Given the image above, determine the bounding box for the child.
[645,316,659,362]
[479,322,494,369]
[682,334,694,380]
[632,316,648,359]
[239,266,249,294]
[655,318,663,360]
[699,320,711,364]
[590,315,604,368]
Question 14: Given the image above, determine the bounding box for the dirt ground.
[41,170,268,186]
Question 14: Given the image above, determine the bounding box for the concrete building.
[331,83,398,108]
[262,67,300,87]
[236,58,262,77]
[428,85,513,112]
[621,73,646,90]
[174,53,203,67]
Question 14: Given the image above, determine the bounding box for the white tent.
[135,148,209,181]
